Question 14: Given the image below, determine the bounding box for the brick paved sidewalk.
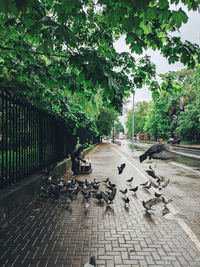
[0,143,200,267]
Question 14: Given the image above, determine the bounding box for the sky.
[115,6,200,125]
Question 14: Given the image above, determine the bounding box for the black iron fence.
[0,89,99,190]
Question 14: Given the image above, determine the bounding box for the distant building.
[136,133,149,140]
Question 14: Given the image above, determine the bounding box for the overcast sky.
[114,7,200,110]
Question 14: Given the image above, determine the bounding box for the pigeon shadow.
[96,200,105,207]
[124,205,130,215]
[143,211,155,225]
[132,193,138,199]
[104,205,115,216]
[142,188,151,194]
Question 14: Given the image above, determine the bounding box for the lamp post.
[132,93,135,151]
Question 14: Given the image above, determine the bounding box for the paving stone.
[0,143,200,266]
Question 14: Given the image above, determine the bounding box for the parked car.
[167,137,181,145]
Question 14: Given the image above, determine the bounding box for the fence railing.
[0,88,98,190]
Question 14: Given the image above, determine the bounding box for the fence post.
[39,112,44,167]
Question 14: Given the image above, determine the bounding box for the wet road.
[1,142,200,266]
[116,140,200,241]
[134,141,200,174]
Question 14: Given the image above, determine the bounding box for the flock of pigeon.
[117,162,172,213]
[38,143,174,267]
[40,153,172,216]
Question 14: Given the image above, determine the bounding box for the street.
[118,140,200,241]
[1,142,200,266]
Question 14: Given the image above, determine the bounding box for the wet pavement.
[119,140,200,240]
[1,142,200,266]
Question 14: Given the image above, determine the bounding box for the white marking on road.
[112,146,200,253]
[173,150,200,159]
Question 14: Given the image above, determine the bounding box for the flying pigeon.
[126,177,134,183]
[119,188,128,195]
[117,163,126,174]
[139,143,175,163]
[140,181,149,187]
[146,165,159,179]
[142,197,160,211]
[129,186,138,192]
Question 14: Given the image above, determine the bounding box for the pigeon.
[123,196,130,205]
[93,192,103,201]
[84,191,91,202]
[103,178,109,183]
[108,181,116,188]
[92,184,100,191]
[142,183,151,189]
[126,177,134,183]
[139,143,175,163]
[102,188,117,205]
[108,188,117,202]
[142,200,154,211]
[93,179,101,185]
[151,181,159,188]
[156,178,161,184]
[106,185,114,191]
[129,186,138,192]
[146,165,159,179]
[117,163,126,174]
[166,96,185,118]
[161,179,170,188]
[65,195,73,206]
[84,256,96,267]
[81,190,88,197]
[161,196,173,205]
[102,192,110,205]
[74,186,81,194]
[76,180,84,187]
[142,197,160,211]
[119,188,128,195]
[155,192,162,198]
[140,181,149,186]
[121,163,126,169]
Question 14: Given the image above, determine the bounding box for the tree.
[143,65,200,141]
[144,99,172,139]
[0,0,200,115]
[115,120,125,137]
[96,107,117,136]
[126,101,151,137]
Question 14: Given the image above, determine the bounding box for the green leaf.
[158,0,169,9]
[172,9,188,28]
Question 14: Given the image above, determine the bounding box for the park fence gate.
[0,89,98,190]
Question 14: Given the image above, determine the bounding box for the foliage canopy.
[0,0,200,136]
[1,0,200,112]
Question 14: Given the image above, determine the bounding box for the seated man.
[71,144,86,175]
